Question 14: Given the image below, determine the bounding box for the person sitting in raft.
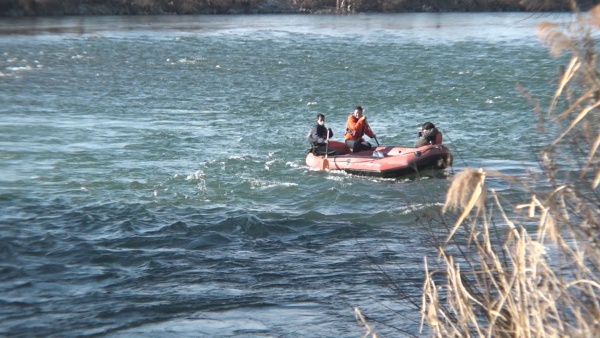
[344,106,376,153]
[308,113,333,155]
[414,121,442,147]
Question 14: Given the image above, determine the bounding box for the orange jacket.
[344,114,374,141]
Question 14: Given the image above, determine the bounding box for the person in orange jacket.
[344,106,376,153]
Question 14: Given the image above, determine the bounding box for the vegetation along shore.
[2,0,600,16]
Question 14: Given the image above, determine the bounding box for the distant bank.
[0,0,594,16]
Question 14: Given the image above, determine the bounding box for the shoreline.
[0,0,582,17]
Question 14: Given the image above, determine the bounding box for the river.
[0,12,570,337]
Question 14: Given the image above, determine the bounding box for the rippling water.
[0,13,569,337]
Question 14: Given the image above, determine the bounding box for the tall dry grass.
[420,5,600,337]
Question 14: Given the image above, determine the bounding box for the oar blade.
[320,158,329,171]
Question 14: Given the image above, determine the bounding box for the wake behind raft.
[306,140,453,178]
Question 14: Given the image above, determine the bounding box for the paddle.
[320,126,330,171]
[365,119,379,146]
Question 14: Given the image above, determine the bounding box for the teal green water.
[0,13,567,336]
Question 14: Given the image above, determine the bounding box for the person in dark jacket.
[308,113,333,155]
[414,121,442,147]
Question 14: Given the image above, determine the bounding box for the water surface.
[0,13,569,337]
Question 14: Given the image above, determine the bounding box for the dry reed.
[355,306,379,338]
[420,4,600,337]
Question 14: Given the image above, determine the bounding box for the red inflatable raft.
[306,140,453,178]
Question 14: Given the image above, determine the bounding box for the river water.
[0,13,570,337]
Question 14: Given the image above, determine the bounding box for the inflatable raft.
[306,140,453,178]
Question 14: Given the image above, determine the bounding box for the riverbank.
[0,0,588,16]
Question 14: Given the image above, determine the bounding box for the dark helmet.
[422,122,435,130]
